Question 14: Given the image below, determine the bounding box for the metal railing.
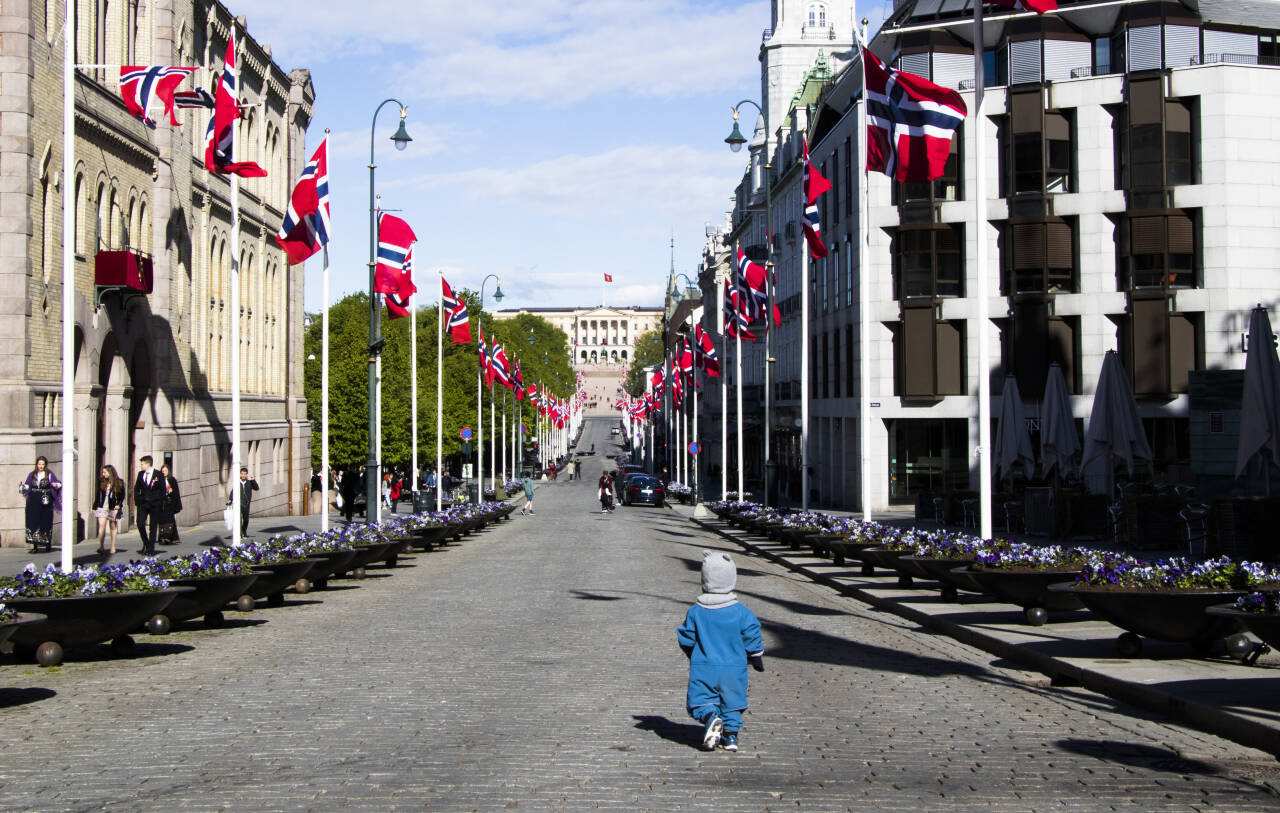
[1190,52,1280,67]
[1068,63,1114,78]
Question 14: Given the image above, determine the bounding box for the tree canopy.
[304,292,575,469]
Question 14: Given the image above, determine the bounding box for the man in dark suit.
[133,455,165,555]
[226,466,259,539]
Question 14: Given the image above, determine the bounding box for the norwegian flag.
[695,325,720,378]
[803,203,828,260]
[671,363,683,409]
[802,140,831,206]
[724,276,756,342]
[525,383,538,402]
[119,66,194,128]
[514,363,525,399]
[603,273,613,282]
[614,397,627,410]
[386,246,416,319]
[441,276,471,344]
[676,336,695,382]
[650,367,665,399]
[478,330,492,382]
[374,213,416,296]
[864,46,967,184]
[987,0,1057,12]
[173,87,215,109]
[802,141,830,259]
[490,343,512,389]
[276,135,330,265]
[203,33,267,177]
[736,249,779,326]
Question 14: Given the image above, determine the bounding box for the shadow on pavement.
[172,617,267,632]
[632,714,704,749]
[54,641,196,664]
[0,687,57,708]
[1055,739,1228,774]
[736,589,846,617]
[570,590,624,601]
[665,555,769,579]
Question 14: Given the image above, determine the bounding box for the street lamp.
[366,99,412,520]
[725,98,776,507]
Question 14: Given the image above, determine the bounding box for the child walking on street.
[676,550,764,752]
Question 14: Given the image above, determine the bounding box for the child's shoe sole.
[702,716,723,750]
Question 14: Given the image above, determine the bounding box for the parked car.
[610,427,621,435]
[623,475,665,507]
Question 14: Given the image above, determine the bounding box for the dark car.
[623,475,665,507]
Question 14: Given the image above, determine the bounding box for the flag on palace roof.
[987,0,1057,13]
[603,273,613,282]
[441,276,471,344]
[203,32,267,177]
[119,66,195,128]
[276,135,331,265]
[864,46,967,184]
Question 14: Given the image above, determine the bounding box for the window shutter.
[1042,38,1090,82]
[1203,29,1257,61]
[1131,297,1169,395]
[1167,213,1193,253]
[1128,77,1163,124]
[1010,39,1042,85]
[935,320,964,395]
[931,51,971,90]
[1046,222,1073,268]
[1164,25,1199,68]
[903,306,936,397]
[1131,216,1165,253]
[898,51,931,79]
[1013,224,1045,269]
[1127,25,1162,72]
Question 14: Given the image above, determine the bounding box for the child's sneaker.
[720,732,739,752]
[701,715,723,750]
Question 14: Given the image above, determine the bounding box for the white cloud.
[243,1,761,105]
[406,143,743,221]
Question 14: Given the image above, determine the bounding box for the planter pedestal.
[7,589,191,666]
[1049,584,1245,656]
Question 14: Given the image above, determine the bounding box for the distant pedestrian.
[19,455,62,553]
[339,466,358,523]
[597,472,614,514]
[676,550,764,752]
[521,475,535,515]
[226,467,259,539]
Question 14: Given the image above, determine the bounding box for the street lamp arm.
[731,99,762,119]
[369,98,406,168]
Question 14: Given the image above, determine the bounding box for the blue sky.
[245,1,893,313]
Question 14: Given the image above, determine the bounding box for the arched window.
[808,3,826,28]
[126,195,137,251]
[139,199,149,255]
[73,173,85,256]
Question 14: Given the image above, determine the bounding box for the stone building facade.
[0,1,315,545]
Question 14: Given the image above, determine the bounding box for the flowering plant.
[482,488,496,501]
[145,548,254,579]
[0,561,170,598]
[224,539,311,566]
[0,603,17,622]
[503,478,523,496]
[972,543,1093,570]
[667,481,692,496]
[1076,555,1280,591]
[1234,591,1280,614]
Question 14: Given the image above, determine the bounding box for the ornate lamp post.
[725,99,776,506]
[366,100,412,520]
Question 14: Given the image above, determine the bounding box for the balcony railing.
[801,25,836,41]
[1069,63,1115,78]
[1190,52,1280,67]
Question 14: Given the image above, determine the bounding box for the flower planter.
[410,525,449,550]
[858,547,918,587]
[0,612,46,650]
[960,567,1085,625]
[1206,605,1280,652]
[805,533,846,560]
[780,527,815,551]
[306,550,358,590]
[1047,583,1246,656]
[900,556,984,601]
[340,542,394,577]
[162,573,262,628]
[247,559,318,606]
[7,588,191,666]
[829,539,881,568]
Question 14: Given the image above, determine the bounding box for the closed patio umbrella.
[1235,305,1280,487]
[994,376,1034,481]
[1081,351,1153,481]
[1040,362,1079,478]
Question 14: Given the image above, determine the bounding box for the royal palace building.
[0,1,315,544]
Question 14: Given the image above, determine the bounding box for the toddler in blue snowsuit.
[676,550,764,751]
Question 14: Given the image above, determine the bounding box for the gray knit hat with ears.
[701,550,737,594]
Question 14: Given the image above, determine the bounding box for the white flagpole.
[436,273,443,513]
[230,27,242,546]
[60,1,76,572]
[376,353,382,522]
[322,246,330,532]
[801,214,810,512]
[410,253,418,514]
[502,387,507,484]
[734,247,745,500]
[973,3,993,540]
[858,26,873,523]
[718,279,727,500]
[477,346,483,501]
[489,383,495,497]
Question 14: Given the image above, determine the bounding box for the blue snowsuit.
[676,602,763,733]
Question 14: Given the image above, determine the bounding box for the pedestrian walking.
[309,468,324,515]
[521,474,535,515]
[92,464,125,554]
[597,472,614,514]
[676,550,765,752]
[226,466,259,539]
[133,455,164,555]
[157,463,182,545]
[19,455,62,552]
[339,466,358,524]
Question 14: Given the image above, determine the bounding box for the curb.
[691,516,1280,759]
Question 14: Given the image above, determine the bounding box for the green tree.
[623,329,663,396]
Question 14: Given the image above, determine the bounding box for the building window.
[1001,218,1076,295]
[1001,93,1074,202]
[1002,305,1078,397]
[845,325,854,398]
[892,224,963,300]
[1116,210,1198,291]
[893,308,965,398]
[808,3,826,28]
[1119,299,1201,396]
[1113,79,1198,205]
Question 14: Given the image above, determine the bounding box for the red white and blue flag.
[650,367,665,399]
[736,248,779,326]
[386,246,416,319]
[724,276,756,342]
[276,135,330,265]
[478,330,492,382]
[441,276,471,344]
[204,33,267,177]
[695,324,720,378]
[173,87,215,110]
[119,65,195,128]
[987,0,1057,13]
[489,342,511,388]
[514,363,525,399]
[864,46,967,184]
[802,140,830,259]
[374,212,416,296]
[671,360,683,409]
[677,336,695,383]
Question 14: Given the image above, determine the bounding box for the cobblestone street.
[1,421,1278,811]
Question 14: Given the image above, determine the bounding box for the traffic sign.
[688,442,699,455]
[460,427,473,440]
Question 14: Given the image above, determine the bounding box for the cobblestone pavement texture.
[2,418,1279,811]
